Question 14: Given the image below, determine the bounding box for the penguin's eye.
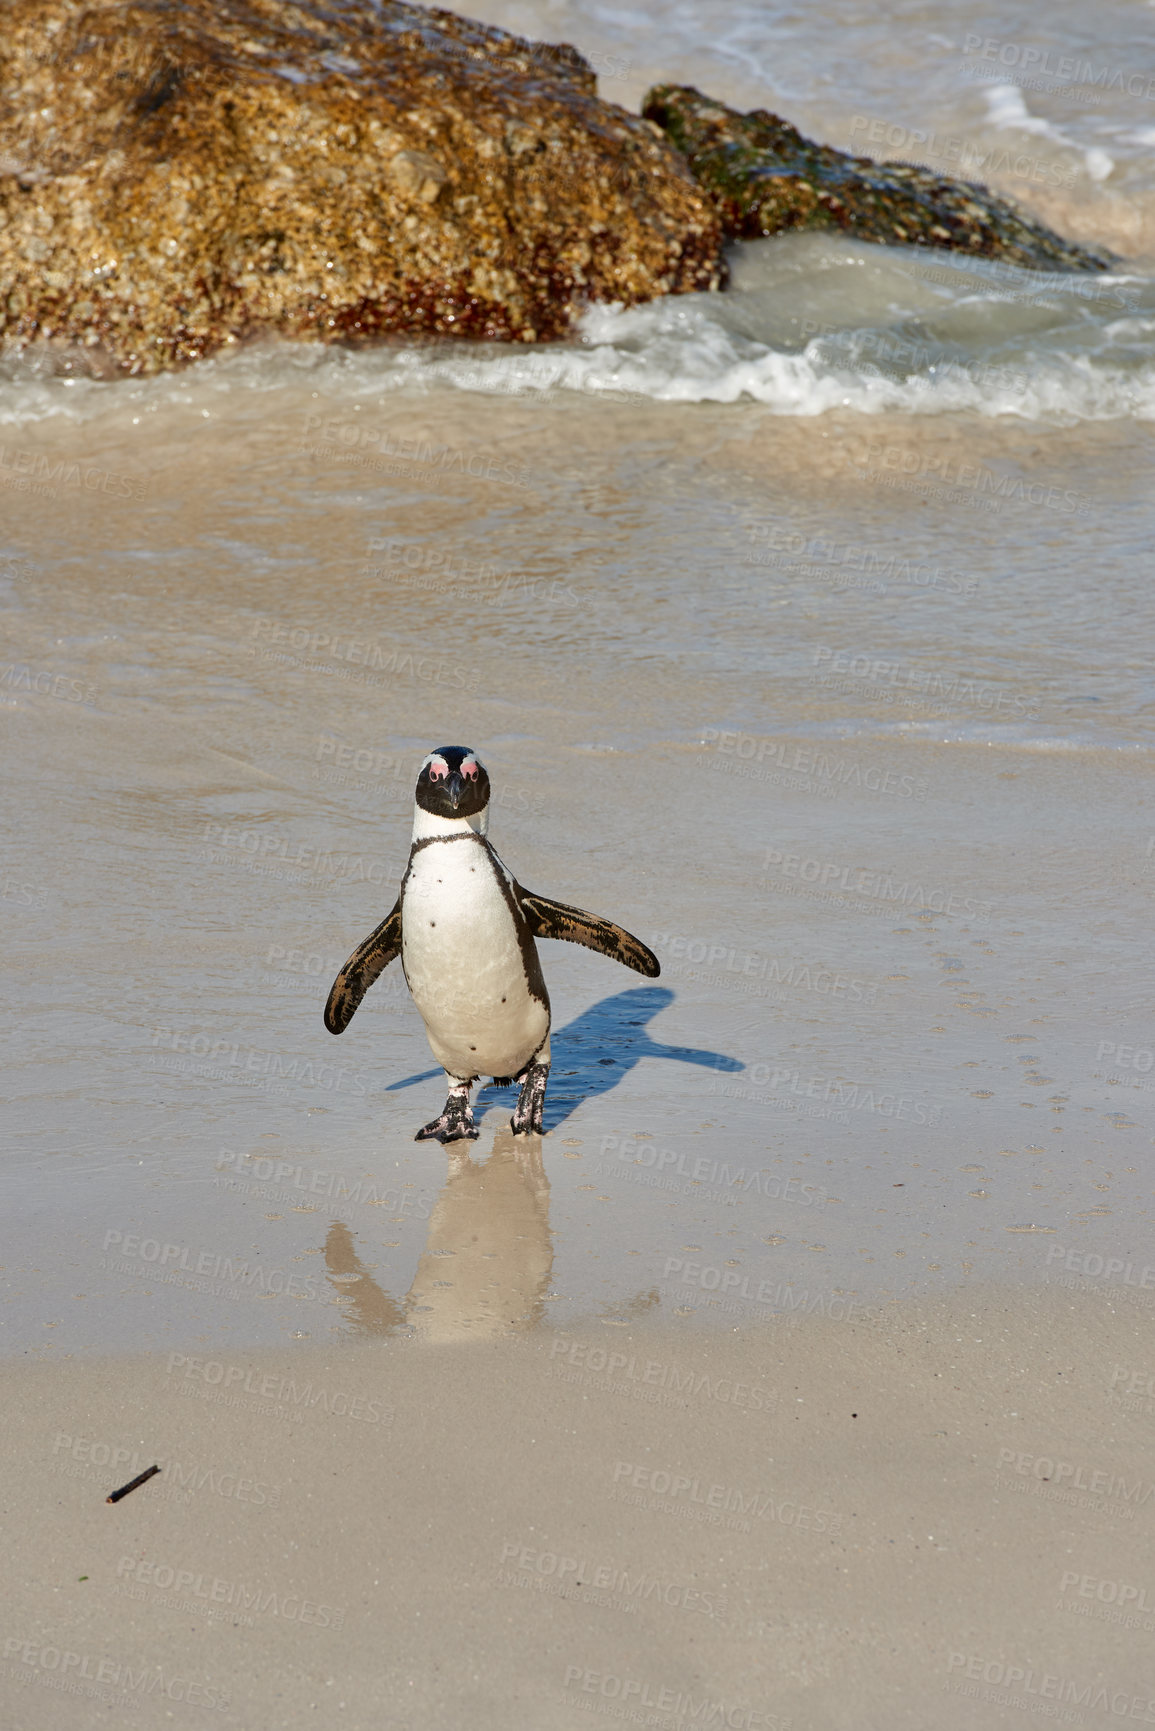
[428,759,448,781]
[461,759,479,781]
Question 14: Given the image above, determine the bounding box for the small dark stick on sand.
[106,1464,161,1504]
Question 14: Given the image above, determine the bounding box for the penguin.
[324,746,660,1142]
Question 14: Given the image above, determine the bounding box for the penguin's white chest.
[401,839,548,1079]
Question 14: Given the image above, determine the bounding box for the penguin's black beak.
[446,770,464,810]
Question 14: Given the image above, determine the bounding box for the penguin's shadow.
[384,986,743,1131]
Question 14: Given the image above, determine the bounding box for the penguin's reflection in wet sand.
[322,1130,553,1341]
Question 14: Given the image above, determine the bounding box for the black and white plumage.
[324,746,660,1142]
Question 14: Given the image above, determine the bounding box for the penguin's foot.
[415,1101,479,1143]
[415,1083,478,1144]
[510,1060,549,1137]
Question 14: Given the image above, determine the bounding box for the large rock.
[0,0,723,374]
[644,84,1113,273]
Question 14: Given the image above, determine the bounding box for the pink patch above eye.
[429,759,448,781]
[462,759,479,780]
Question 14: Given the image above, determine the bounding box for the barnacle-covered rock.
[0,0,724,375]
[644,84,1112,272]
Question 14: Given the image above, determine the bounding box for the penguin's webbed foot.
[510,1061,549,1137]
[415,1085,478,1144]
[415,1103,479,1143]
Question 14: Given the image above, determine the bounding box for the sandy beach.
[4,0,1155,1721]
[5,1285,1154,1729]
[3,370,1153,1729]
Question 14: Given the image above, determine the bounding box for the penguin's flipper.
[516,889,660,979]
[324,901,403,1034]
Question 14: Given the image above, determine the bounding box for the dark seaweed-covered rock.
[0,0,723,375]
[644,84,1112,273]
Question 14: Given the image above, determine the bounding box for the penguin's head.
[415,746,490,821]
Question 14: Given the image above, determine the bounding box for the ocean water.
[1,0,1153,1357]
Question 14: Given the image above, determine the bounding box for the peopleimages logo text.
[946,1652,1155,1723]
[52,1433,281,1508]
[548,1337,777,1410]
[0,443,147,499]
[719,1064,942,1125]
[151,1026,367,1095]
[664,1258,864,1321]
[651,933,879,1002]
[600,1136,822,1200]
[1059,1571,1155,1614]
[997,1447,1154,1509]
[102,1232,322,1300]
[1045,1244,1155,1289]
[702,730,929,798]
[165,1353,391,1423]
[3,1639,228,1712]
[115,1557,343,1628]
[611,1460,842,1535]
[761,848,992,919]
[562,1665,790,1730]
[961,33,1155,100]
[853,440,1092,512]
[302,414,530,487]
[812,646,1035,718]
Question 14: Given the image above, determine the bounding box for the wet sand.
[2,387,1152,1352]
